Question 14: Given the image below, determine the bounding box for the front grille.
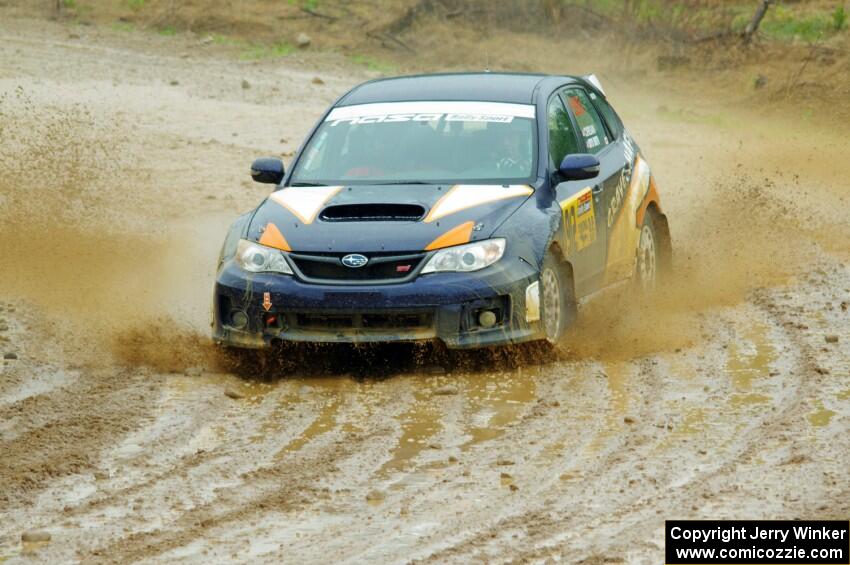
[319,203,426,222]
[289,252,425,283]
[291,311,433,331]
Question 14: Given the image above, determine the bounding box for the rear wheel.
[539,251,576,344]
[636,207,671,291]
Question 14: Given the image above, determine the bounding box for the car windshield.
[290,101,537,185]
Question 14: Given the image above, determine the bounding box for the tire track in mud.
[59,378,409,562]
[0,365,161,510]
[408,305,809,563]
[412,254,849,563]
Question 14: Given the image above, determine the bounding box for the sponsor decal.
[330,113,516,126]
[607,132,638,229]
[262,292,272,312]
[560,187,597,253]
[446,113,514,123]
[577,191,593,216]
[425,185,534,223]
[581,124,596,137]
[604,152,652,283]
[325,101,535,123]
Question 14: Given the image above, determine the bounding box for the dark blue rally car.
[213,72,671,349]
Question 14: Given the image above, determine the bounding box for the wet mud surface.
[1,17,848,564]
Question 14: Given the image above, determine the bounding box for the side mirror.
[250,158,285,185]
[558,154,600,181]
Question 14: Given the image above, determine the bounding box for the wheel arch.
[546,241,577,302]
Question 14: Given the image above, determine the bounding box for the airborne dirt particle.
[224,388,244,400]
[824,335,839,344]
[4,352,17,360]
[365,490,385,503]
[496,459,515,466]
[311,76,325,85]
[241,79,251,89]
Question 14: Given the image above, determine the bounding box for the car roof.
[337,72,580,106]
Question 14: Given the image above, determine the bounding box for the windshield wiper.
[290,181,328,187]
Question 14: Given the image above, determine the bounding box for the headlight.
[421,238,506,274]
[235,239,293,274]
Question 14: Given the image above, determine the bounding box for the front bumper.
[212,256,542,349]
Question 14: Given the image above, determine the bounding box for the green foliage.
[126,0,145,11]
[212,34,237,46]
[760,4,835,42]
[287,0,319,9]
[833,5,847,32]
[157,26,176,36]
[239,42,295,60]
[562,0,847,42]
[63,0,76,8]
[350,55,395,74]
[111,21,135,32]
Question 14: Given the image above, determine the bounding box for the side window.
[547,95,580,168]
[563,88,610,154]
[588,90,622,139]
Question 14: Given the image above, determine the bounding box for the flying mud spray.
[0,90,218,372]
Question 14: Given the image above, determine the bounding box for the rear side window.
[563,88,610,154]
[588,90,622,139]
[547,95,580,167]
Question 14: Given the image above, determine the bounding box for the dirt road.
[1,17,848,564]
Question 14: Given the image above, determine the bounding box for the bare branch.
[743,0,773,41]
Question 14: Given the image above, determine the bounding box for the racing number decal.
[568,95,586,117]
[559,187,596,254]
[574,191,596,251]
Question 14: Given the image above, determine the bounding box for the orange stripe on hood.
[258,222,291,251]
[425,221,475,251]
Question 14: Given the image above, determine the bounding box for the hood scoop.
[319,203,426,222]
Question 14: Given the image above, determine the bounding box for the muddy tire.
[635,207,672,291]
[539,250,577,344]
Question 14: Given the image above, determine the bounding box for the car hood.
[246,183,534,253]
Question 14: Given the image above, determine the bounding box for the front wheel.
[539,251,576,344]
